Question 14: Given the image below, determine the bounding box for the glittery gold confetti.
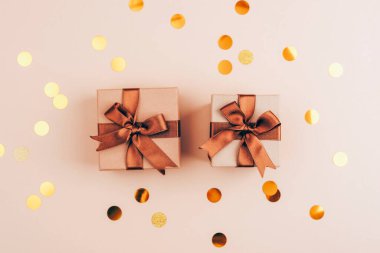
[333,152,348,167]
[218,60,232,75]
[111,57,126,72]
[135,188,149,203]
[107,206,122,221]
[129,0,144,12]
[151,212,167,228]
[212,233,227,247]
[170,14,186,29]
[92,35,107,51]
[207,188,222,203]
[310,205,324,220]
[13,147,29,161]
[40,181,55,197]
[235,0,250,15]
[282,46,298,61]
[329,63,343,78]
[34,121,50,136]
[262,181,278,196]
[53,94,68,109]
[17,51,32,67]
[27,195,41,210]
[44,82,60,98]
[218,35,233,50]
[0,144,5,157]
[238,50,253,65]
[305,109,319,125]
[266,190,281,202]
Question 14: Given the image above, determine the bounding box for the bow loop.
[104,103,134,127]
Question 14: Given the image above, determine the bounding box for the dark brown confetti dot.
[212,232,227,247]
[107,206,122,221]
[135,188,149,203]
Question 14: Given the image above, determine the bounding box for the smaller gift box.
[91,88,180,174]
[201,94,281,177]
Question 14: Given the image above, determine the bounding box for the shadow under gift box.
[210,94,280,167]
[95,88,180,170]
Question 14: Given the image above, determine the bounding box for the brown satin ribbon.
[200,95,281,177]
[91,89,179,175]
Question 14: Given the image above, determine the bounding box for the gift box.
[201,94,281,177]
[91,88,180,174]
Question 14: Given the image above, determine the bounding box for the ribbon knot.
[200,95,281,177]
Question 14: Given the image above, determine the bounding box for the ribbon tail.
[125,140,143,170]
[132,135,177,170]
[245,134,276,177]
[237,138,255,167]
[200,129,238,158]
[90,128,131,151]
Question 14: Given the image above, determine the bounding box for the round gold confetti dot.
[17,51,32,67]
[218,60,232,75]
[212,233,227,247]
[44,82,60,98]
[107,206,122,221]
[111,57,126,72]
[135,188,149,203]
[218,35,233,50]
[0,144,5,157]
[305,109,319,125]
[129,0,144,11]
[170,14,186,29]
[333,152,348,167]
[310,205,324,220]
[266,190,281,202]
[282,46,298,61]
[238,50,253,65]
[27,195,41,210]
[53,94,68,109]
[13,147,29,161]
[235,0,250,15]
[34,121,50,136]
[40,181,55,197]
[207,188,222,203]
[329,63,343,78]
[92,35,107,51]
[151,212,167,228]
[262,181,278,196]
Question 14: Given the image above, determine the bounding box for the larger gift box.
[201,94,281,177]
[92,88,180,173]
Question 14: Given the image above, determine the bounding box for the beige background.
[0,0,380,252]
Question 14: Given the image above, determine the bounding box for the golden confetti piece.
[235,0,250,15]
[333,152,348,167]
[107,206,122,221]
[0,144,5,157]
[92,35,107,51]
[212,233,227,247]
[13,147,29,161]
[53,94,68,109]
[40,181,55,197]
[218,60,232,75]
[151,212,167,228]
[170,14,186,29]
[282,46,298,61]
[310,205,324,220]
[129,0,144,11]
[44,82,60,98]
[34,121,50,136]
[329,63,343,78]
[262,181,278,196]
[238,50,253,65]
[266,190,281,202]
[17,51,32,67]
[305,109,319,125]
[207,188,222,203]
[135,188,149,203]
[218,35,233,50]
[111,57,126,72]
[27,195,41,210]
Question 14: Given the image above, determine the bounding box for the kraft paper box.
[94,88,180,171]
[209,94,280,168]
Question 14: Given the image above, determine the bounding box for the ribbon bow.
[91,90,177,175]
[200,95,281,177]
